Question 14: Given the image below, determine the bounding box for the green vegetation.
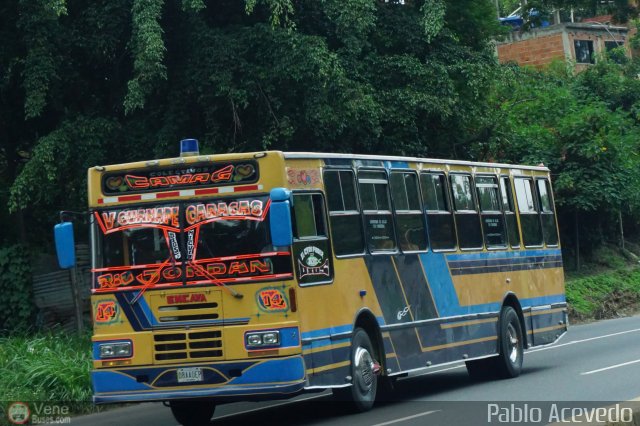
[1,1,640,331]
[0,245,34,331]
[0,332,93,405]
[565,245,640,321]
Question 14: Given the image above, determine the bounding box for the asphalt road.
[72,315,640,426]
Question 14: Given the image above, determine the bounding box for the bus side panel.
[364,254,502,371]
[526,307,568,346]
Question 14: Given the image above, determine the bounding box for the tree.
[1,0,506,247]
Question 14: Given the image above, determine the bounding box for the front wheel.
[333,327,379,412]
[170,400,215,426]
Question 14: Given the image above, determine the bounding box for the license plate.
[177,367,203,383]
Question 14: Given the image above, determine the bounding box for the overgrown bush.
[0,245,34,332]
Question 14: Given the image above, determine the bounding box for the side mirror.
[54,222,76,269]
[269,188,293,247]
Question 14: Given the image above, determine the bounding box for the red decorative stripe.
[156,191,180,199]
[194,188,220,196]
[235,185,260,192]
[118,195,142,202]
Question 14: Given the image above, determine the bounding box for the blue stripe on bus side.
[419,251,565,317]
[419,252,460,317]
[301,324,353,340]
[446,248,562,261]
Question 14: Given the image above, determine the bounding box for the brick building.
[496,22,630,70]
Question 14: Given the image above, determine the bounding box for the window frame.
[513,176,544,248]
[449,172,484,251]
[475,174,508,250]
[420,170,458,252]
[292,191,329,241]
[291,190,334,287]
[535,177,559,248]
[323,168,366,258]
[389,169,428,254]
[500,174,521,250]
[358,168,399,255]
[574,39,595,64]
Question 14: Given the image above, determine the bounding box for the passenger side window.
[323,170,365,256]
[476,176,506,248]
[450,174,483,250]
[292,192,332,285]
[514,177,543,247]
[358,171,397,253]
[536,179,559,246]
[293,193,326,239]
[500,176,521,248]
[390,172,427,252]
[420,172,456,251]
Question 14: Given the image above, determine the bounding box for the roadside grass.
[566,266,640,321]
[0,331,94,412]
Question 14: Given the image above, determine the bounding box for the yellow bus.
[54,140,567,425]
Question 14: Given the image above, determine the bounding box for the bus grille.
[153,330,224,363]
[150,290,222,324]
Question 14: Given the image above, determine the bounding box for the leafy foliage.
[125,0,167,113]
[0,245,34,331]
[2,0,640,267]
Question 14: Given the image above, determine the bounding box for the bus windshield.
[91,196,293,292]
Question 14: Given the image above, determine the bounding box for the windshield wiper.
[130,257,172,305]
[187,260,244,299]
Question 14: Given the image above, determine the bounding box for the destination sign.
[102,161,258,194]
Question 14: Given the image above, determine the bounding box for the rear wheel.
[333,327,379,412]
[465,306,524,380]
[170,400,215,426]
[495,306,524,378]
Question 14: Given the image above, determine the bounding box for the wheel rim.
[354,346,375,394]
[507,323,519,363]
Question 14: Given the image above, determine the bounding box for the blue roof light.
[180,138,199,157]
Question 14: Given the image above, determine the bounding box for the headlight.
[245,331,280,349]
[99,341,132,359]
[262,332,279,345]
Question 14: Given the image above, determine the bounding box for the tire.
[170,400,215,426]
[333,327,379,412]
[494,306,524,379]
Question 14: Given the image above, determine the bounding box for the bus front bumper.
[92,355,306,404]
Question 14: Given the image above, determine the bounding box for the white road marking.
[192,326,640,424]
[371,410,439,426]
[406,327,640,378]
[581,358,640,375]
[527,327,640,354]
[211,393,329,421]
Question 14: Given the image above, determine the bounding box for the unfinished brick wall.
[497,33,566,67]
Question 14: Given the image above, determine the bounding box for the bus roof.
[283,152,550,172]
[89,150,548,173]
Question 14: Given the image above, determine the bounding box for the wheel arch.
[501,292,528,348]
